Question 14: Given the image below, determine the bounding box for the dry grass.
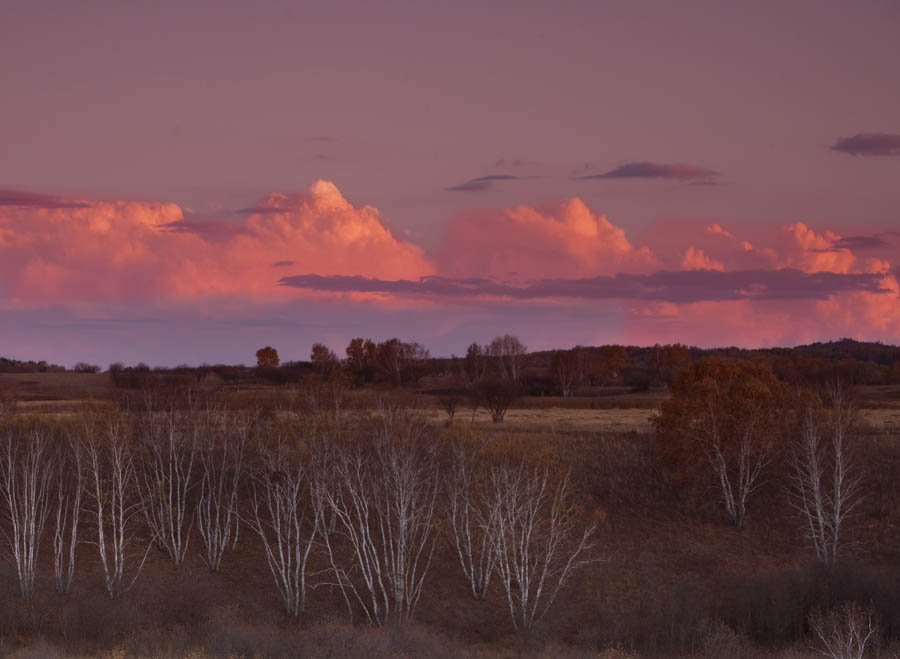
[428,407,657,434]
[860,407,900,430]
[0,372,111,402]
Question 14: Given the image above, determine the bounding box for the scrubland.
[0,373,899,658]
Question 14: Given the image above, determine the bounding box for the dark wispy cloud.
[578,161,720,183]
[830,132,900,156]
[445,174,522,192]
[279,269,889,304]
[160,213,249,243]
[271,260,294,267]
[0,189,90,209]
[235,205,284,215]
[831,235,890,250]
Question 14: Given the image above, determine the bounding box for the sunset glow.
[2,1,899,365]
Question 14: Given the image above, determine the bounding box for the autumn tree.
[344,337,376,384]
[654,358,789,528]
[587,345,627,387]
[310,342,339,377]
[650,343,691,386]
[256,346,280,369]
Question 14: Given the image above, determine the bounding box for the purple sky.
[2,1,900,365]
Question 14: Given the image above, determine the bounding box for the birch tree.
[53,430,84,595]
[789,384,863,566]
[84,414,148,598]
[488,334,526,382]
[0,424,54,599]
[246,420,320,617]
[317,407,439,625]
[486,462,598,630]
[136,395,198,566]
[446,433,496,600]
[809,602,876,659]
[196,406,252,572]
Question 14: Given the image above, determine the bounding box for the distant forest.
[3,338,900,392]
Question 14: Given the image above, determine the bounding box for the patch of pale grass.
[427,407,657,434]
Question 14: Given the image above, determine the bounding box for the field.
[1,374,900,657]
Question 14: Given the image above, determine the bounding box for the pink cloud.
[5,184,900,355]
[0,180,432,306]
[680,247,724,271]
[436,197,658,280]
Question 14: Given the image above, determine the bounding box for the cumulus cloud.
[0,180,432,305]
[578,161,719,183]
[830,132,900,156]
[437,197,658,280]
[6,184,900,357]
[680,247,724,271]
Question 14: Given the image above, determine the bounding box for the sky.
[2,0,900,366]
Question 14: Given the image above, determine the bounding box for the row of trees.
[0,396,597,631]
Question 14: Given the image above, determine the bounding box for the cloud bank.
[4,180,900,362]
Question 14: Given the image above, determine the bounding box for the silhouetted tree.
[473,376,521,424]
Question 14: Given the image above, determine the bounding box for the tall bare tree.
[488,334,527,382]
[196,406,252,572]
[84,414,148,598]
[0,425,54,599]
[551,347,586,397]
[53,430,84,595]
[318,407,439,625]
[446,434,496,600]
[246,421,321,617]
[136,394,198,566]
[486,462,599,630]
[789,384,863,566]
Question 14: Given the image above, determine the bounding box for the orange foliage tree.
[654,358,789,528]
[256,346,280,369]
